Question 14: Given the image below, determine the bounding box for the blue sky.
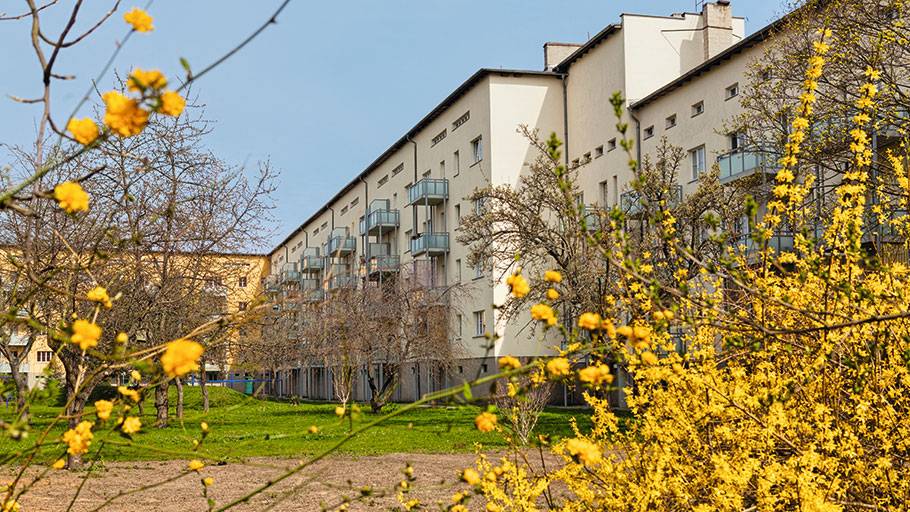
[1,1,785,249]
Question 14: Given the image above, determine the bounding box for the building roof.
[552,24,621,73]
[271,68,560,257]
[629,14,788,109]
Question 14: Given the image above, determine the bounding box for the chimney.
[543,42,582,71]
[702,1,733,60]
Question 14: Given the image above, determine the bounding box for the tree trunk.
[367,364,398,413]
[175,377,184,420]
[155,382,169,428]
[64,382,89,469]
[8,359,29,422]
[200,367,209,413]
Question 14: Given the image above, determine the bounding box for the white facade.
[267,2,778,401]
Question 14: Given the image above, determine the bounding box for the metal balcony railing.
[279,263,300,284]
[326,231,356,256]
[369,255,401,277]
[733,232,795,254]
[583,206,603,232]
[410,232,449,256]
[299,247,324,273]
[718,149,773,184]
[360,208,400,235]
[408,178,448,205]
[620,186,682,218]
[328,274,359,290]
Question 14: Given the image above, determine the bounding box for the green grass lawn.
[0,386,596,463]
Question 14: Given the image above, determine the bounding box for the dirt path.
[4,453,498,511]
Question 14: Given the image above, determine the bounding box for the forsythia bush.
[461,29,910,511]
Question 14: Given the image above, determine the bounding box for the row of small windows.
[642,83,739,142]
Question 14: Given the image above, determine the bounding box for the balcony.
[300,248,324,273]
[583,206,603,232]
[369,255,401,279]
[279,263,300,284]
[408,178,448,206]
[328,274,359,290]
[326,228,356,256]
[264,275,279,293]
[718,149,774,184]
[360,199,400,235]
[410,232,449,256]
[734,232,795,254]
[299,278,325,301]
[621,186,682,219]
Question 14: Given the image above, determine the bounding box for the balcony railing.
[369,255,401,278]
[300,248,324,273]
[360,209,400,235]
[718,149,773,184]
[583,206,603,232]
[408,178,449,205]
[410,232,449,256]
[326,233,356,256]
[734,232,795,254]
[328,274,359,290]
[620,186,682,218]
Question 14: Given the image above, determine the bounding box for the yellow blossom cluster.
[62,420,94,455]
[53,181,90,213]
[160,338,204,378]
[86,286,113,308]
[70,319,102,350]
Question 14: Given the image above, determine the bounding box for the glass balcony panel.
[408,178,449,205]
[410,232,450,256]
[718,150,772,183]
[369,255,401,277]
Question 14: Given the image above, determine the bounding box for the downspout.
[408,136,418,240]
[628,106,642,168]
[359,176,369,270]
[561,72,570,167]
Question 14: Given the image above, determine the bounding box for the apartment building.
[266,1,782,402]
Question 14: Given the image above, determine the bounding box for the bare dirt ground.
[3,453,501,511]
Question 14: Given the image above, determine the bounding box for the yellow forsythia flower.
[461,468,481,485]
[118,385,140,402]
[506,272,530,298]
[94,399,114,421]
[160,338,204,377]
[62,420,94,455]
[530,303,557,326]
[578,312,602,330]
[201,421,209,433]
[578,364,614,387]
[616,325,633,338]
[640,351,659,365]
[70,319,101,350]
[544,270,562,283]
[51,458,66,469]
[116,332,129,344]
[188,459,205,472]
[475,412,497,433]
[127,68,167,92]
[54,181,90,213]
[308,425,319,434]
[498,355,521,371]
[203,477,214,486]
[158,90,186,117]
[564,438,602,465]
[546,288,559,300]
[102,91,149,137]
[1,500,20,512]
[86,286,113,308]
[66,117,99,145]
[130,369,141,381]
[121,416,142,434]
[123,7,154,32]
[546,357,571,378]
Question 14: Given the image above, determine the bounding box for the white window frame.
[471,136,483,164]
[473,310,486,337]
[690,145,706,180]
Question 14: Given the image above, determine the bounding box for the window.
[474,262,484,279]
[37,351,53,363]
[238,301,248,311]
[725,83,739,100]
[350,197,359,207]
[439,160,446,176]
[471,136,483,163]
[473,311,486,337]
[583,151,592,163]
[607,138,617,151]
[480,363,488,373]
[691,101,704,117]
[238,276,248,288]
[455,204,461,225]
[643,125,654,139]
[473,198,484,215]
[455,259,462,283]
[431,129,447,146]
[595,145,604,158]
[689,145,706,180]
[729,132,745,151]
[422,169,431,178]
[341,205,348,215]
[378,174,389,188]
[612,176,618,205]
[455,314,463,338]
[452,111,470,130]
[392,163,404,176]
[666,114,677,129]
[404,229,412,252]
[599,180,609,206]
